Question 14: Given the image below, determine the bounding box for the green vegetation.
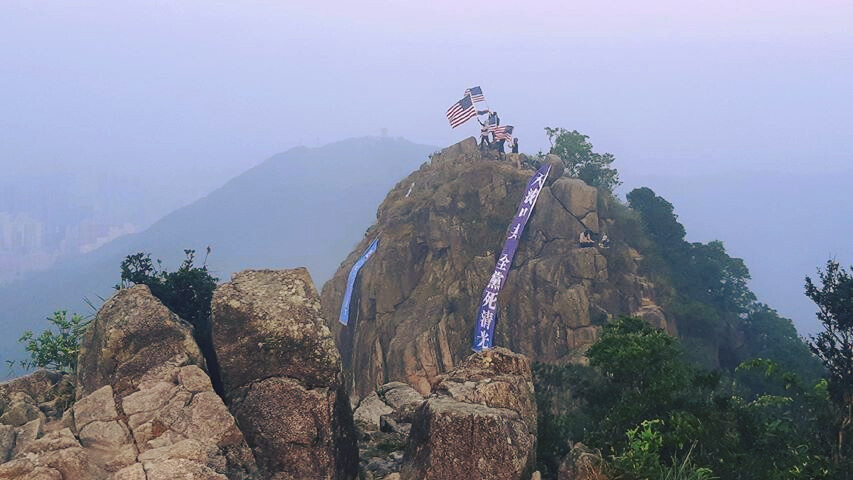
[15,310,90,374]
[626,187,820,377]
[805,260,853,464]
[10,249,217,380]
[611,420,715,480]
[118,248,224,394]
[545,127,620,191]
[534,187,842,478]
[535,317,839,479]
[118,248,217,331]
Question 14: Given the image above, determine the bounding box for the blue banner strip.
[339,237,380,326]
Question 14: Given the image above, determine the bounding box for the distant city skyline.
[0,210,136,283]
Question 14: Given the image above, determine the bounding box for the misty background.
[1,0,851,350]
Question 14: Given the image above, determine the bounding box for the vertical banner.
[339,237,380,326]
[472,163,552,351]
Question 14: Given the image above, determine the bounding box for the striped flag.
[446,95,477,129]
[491,125,514,142]
[465,86,486,103]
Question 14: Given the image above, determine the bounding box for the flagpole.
[466,91,483,135]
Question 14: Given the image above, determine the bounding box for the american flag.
[491,125,514,142]
[446,95,477,129]
[465,86,486,103]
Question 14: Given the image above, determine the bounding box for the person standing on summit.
[488,111,500,126]
[478,117,491,147]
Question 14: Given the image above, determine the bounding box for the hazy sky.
[3,1,851,181]
[2,1,852,330]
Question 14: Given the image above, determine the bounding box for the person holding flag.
[477,117,492,147]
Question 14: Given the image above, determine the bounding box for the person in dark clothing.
[511,138,519,153]
[487,111,500,127]
[496,138,506,157]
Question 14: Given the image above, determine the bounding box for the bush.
[118,248,217,331]
[17,310,90,374]
[118,248,224,395]
[544,127,620,191]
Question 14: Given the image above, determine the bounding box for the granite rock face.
[400,347,537,480]
[212,269,358,480]
[321,138,669,397]
[0,285,258,479]
[76,285,206,399]
[74,286,258,479]
[0,428,97,480]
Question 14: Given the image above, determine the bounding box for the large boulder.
[0,393,44,428]
[76,285,205,399]
[6,284,261,479]
[321,139,667,397]
[400,347,537,480]
[212,269,358,479]
[77,364,258,479]
[433,347,536,433]
[0,370,72,439]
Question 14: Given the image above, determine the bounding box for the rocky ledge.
[350,347,539,480]
[0,269,363,480]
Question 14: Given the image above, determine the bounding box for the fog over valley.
[2,1,851,344]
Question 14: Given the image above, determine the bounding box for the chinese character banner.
[472,163,552,351]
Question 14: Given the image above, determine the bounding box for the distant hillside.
[0,137,436,373]
[624,169,853,335]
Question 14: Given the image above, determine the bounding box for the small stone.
[354,392,394,430]
[11,418,42,458]
[178,365,212,393]
[143,458,227,480]
[73,385,117,431]
[16,428,79,455]
[112,463,147,480]
[0,399,44,427]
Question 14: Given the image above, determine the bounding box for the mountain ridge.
[0,137,436,374]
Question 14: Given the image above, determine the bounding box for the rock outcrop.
[76,285,206,399]
[212,269,358,480]
[0,285,258,479]
[352,382,425,479]
[321,137,669,397]
[400,347,537,480]
[0,428,98,480]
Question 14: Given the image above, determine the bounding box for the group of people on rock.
[477,110,519,154]
[579,230,609,248]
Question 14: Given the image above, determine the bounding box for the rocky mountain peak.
[321,137,669,398]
